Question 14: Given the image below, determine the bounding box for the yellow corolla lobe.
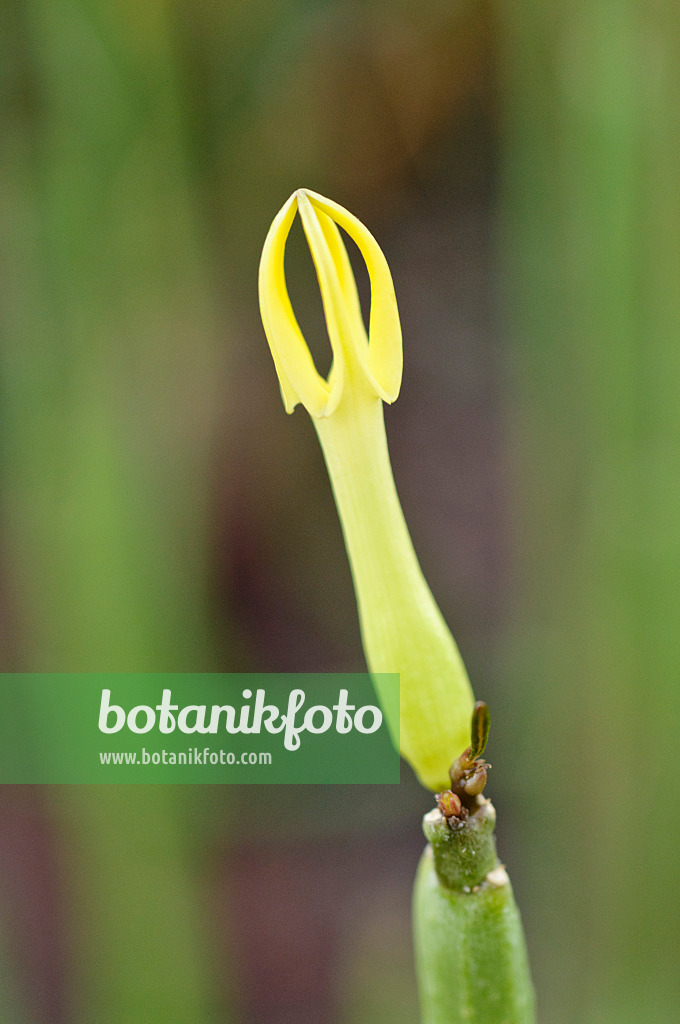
[258,188,402,418]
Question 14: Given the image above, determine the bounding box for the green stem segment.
[413,800,535,1024]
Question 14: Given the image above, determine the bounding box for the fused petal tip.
[258,189,403,417]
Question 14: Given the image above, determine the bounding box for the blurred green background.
[1,1,679,1022]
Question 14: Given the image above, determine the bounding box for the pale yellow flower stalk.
[258,188,473,790]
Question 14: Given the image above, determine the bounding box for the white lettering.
[178,705,210,733]
[333,689,355,733]
[283,689,306,750]
[304,705,333,733]
[156,689,178,733]
[127,705,155,734]
[99,690,125,733]
[354,705,383,734]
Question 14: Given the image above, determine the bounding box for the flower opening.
[258,189,403,418]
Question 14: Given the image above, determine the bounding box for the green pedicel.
[413,708,536,1024]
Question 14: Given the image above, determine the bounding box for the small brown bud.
[462,765,488,796]
[436,790,463,819]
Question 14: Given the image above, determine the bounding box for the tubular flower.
[258,188,473,790]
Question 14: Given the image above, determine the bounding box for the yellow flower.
[259,188,474,790]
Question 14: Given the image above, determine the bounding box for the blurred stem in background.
[0,921,28,1024]
[2,2,224,1022]
[499,4,680,1023]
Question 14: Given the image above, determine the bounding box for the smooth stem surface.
[2,2,222,1021]
[498,2,680,1020]
[315,369,472,790]
[414,804,535,1024]
[55,787,216,1024]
